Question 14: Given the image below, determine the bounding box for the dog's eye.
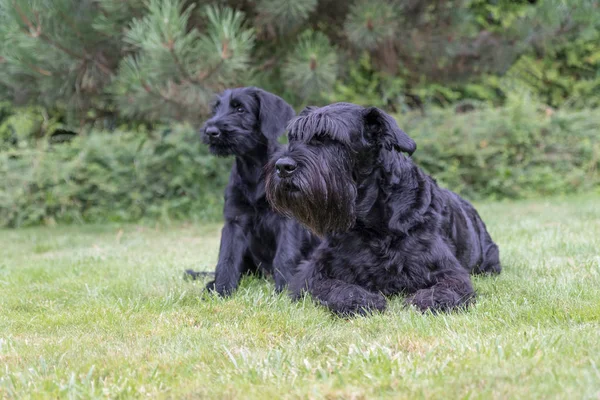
[310,135,327,145]
[230,101,244,113]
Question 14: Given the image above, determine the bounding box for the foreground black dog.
[266,103,501,315]
[187,87,319,295]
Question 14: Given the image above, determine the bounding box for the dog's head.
[200,87,295,157]
[265,103,416,237]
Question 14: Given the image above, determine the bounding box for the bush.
[0,125,231,228]
[0,103,65,150]
[403,95,600,200]
[1,98,598,228]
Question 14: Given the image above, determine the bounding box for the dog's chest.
[226,182,279,264]
[247,209,279,262]
[327,234,413,292]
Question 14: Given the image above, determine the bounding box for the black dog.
[187,87,319,296]
[265,103,501,315]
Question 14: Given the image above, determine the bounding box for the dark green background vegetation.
[1,0,599,227]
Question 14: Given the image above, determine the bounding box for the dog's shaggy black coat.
[266,103,501,315]
[189,87,319,295]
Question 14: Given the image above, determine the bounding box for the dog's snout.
[205,126,220,138]
[275,157,297,178]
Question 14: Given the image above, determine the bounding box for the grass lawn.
[1,194,599,399]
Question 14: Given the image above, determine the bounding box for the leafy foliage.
[0,0,255,125]
[0,125,230,227]
[504,35,600,108]
[2,97,598,228]
[2,0,600,123]
[0,0,118,118]
[282,31,338,103]
[112,2,255,123]
[256,0,318,34]
[1,0,599,229]
[327,54,407,111]
[344,0,398,51]
[404,94,600,200]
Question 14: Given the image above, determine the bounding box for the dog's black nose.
[275,157,297,178]
[205,126,220,138]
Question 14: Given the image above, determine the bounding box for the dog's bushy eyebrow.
[288,109,359,145]
[229,91,257,110]
[229,97,242,106]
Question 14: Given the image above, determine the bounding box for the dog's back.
[437,188,501,275]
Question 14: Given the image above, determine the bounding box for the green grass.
[1,194,600,399]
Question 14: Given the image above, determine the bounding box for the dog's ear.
[363,107,416,155]
[251,88,296,141]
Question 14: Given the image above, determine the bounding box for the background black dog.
[266,103,501,315]
[187,87,319,296]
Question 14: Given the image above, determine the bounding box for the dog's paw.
[332,290,387,317]
[274,282,288,294]
[359,291,387,315]
[204,280,238,297]
[406,287,472,313]
[204,280,216,292]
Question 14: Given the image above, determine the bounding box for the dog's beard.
[266,147,357,237]
[202,132,233,157]
[206,142,234,157]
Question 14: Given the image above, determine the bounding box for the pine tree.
[255,0,317,35]
[0,0,255,125]
[281,31,338,103]
[1,0,599,125]
[112,1,255,123]
[0,0,121,123]
[340,0,599,105]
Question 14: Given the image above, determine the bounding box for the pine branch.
[111,3,255,121]
[283,30,338,101]
[165,33,228,87]
[140,79,189,110]
[57,9,85,41]
[23,62,53,77]
[168,45,194,85]
[11,1,113,75]
[196,59,224,83]
[257,57,277,71]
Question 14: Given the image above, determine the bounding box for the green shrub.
[0,125,231,228]
[327,53,408,111]
[401,94,600,200]
[1,98,598,228]
[0,103,64,150]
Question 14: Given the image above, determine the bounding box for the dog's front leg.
[206,221,249,296]
[293,264,385,315]
[406,254,475,312]
[289,257,386,316]
[312,278,387,316]
[272,229,301,292]
[272,249,294,293]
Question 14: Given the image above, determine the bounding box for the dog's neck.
[233,141,278,202]
[356,150,433,235]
